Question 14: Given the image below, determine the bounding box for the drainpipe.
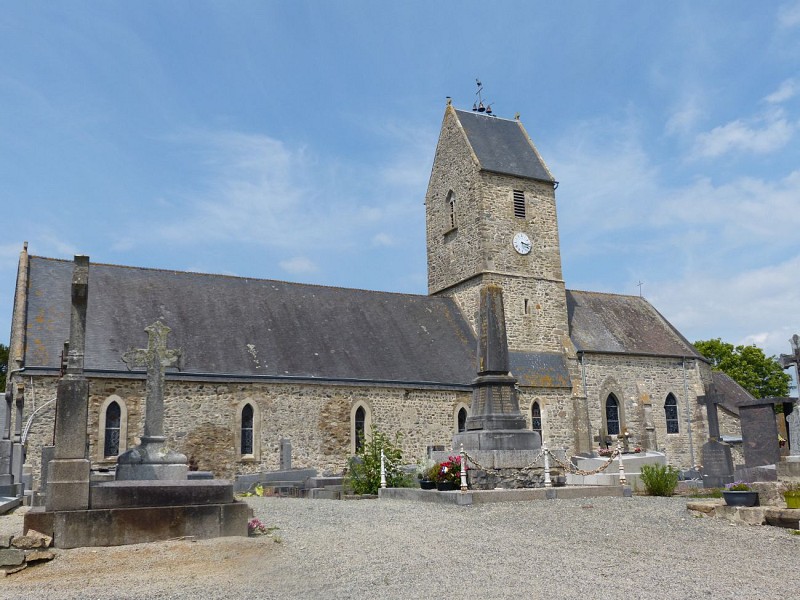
[682,358,696,470]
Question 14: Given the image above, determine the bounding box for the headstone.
[46,256,92,512]
[739,403,781,469]
[699,385,734,488]
[279,438,292,471]
[779,334,800,458]
[787,406,800,459]
[116,321,188,480]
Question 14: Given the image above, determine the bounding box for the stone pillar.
[280,438,292,471]
[46,256,92,512]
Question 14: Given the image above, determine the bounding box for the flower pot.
[419,479,436,490]
[784,491,800,509]
[722,490,758,507]
[436,481,458,491]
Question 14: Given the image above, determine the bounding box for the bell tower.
[425,101,570,354]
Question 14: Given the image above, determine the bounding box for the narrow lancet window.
[354,406,366,452]
[104,401,121,457]
[241,403,254,455]
[531,402,542,438]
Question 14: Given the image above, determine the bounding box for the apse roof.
[566,290,704,359]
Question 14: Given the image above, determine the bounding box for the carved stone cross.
[122,321,181,443]
[779,334,800,457]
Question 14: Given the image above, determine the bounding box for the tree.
[0,342,8,392]
[693,338,791,399]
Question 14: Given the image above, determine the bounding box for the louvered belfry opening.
[513,190,525,218]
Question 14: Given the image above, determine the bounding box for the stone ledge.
[687,501,800,529]
[379,485,631,506]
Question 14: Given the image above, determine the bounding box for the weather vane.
[472,78,494,115]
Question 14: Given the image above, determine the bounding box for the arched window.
[665,394,680,434]
[446,190,456,229]
[457,407,468,433]
[531,402,542,438]
[104,401,121,458]
[605,394,620,436]
[241,403,254,455]
[97,395,128,462]
[354,406,366,452]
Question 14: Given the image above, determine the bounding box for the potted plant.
[419,462,439,490]
[435,455,463,491]
[784,482,800,509]
[722,481,758,507]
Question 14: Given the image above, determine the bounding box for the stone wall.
[579,354,710,468]
[20,375,480,490]
[425,107,483,295]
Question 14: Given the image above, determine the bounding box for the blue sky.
[1,2,799,364]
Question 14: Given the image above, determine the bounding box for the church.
[4,101,752,490]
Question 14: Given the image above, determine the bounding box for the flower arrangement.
[725,481,751,491]
[436,455,463,485]
[248,517,269,536]
[597,447,613,457]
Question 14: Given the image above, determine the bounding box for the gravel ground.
[1,495,798,599]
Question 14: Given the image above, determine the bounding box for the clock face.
[513,232,532,255]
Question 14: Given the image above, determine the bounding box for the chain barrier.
[462,447,620,477]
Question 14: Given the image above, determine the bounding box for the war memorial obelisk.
[452,285,541,488]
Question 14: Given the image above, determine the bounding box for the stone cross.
[122,321,181,444]
[779,334,800,456]
[117,320,186,480]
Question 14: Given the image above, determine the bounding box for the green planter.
[784,491,800,509]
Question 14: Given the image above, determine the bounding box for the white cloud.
[371,232,394,247]
[691,112,795,158]
[764,78,800,104]
[650,255,800,358]
[778,1,800,28]
[279,256,318,274]
[665,98,704,136]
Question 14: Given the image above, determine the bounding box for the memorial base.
[24,479,250,548]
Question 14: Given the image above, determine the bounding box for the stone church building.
[5,103,748,488]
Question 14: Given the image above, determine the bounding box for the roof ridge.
[454,107,519,124]
[28,254,435,301]
[567,288,644,300]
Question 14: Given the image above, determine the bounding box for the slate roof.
[22,257,478,387]
[710,371,765,415]
[454,109,554,182]
[565,290,704,358]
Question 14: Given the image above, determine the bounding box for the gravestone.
[699,385,733,488]
[788,408,800,459]
[116,321,188,481]
[739,403,781,469]
[45,256,92,512]
[280,438,292,471]
[779,335,800,459]
[25,256,249,548]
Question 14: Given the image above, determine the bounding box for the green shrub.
[639,463,680,497]
[345,426,406,495]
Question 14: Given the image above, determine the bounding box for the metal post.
[460,444,468,492]
[380,449,387,489]
[543,442,552,488]
[617,440,626,485]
